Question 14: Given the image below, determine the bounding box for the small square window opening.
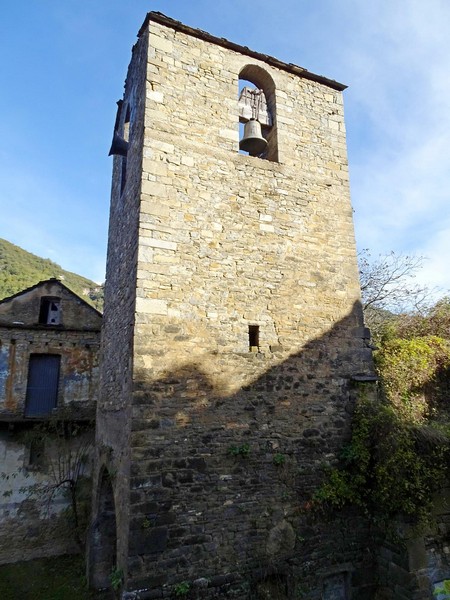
[249,325,259,351]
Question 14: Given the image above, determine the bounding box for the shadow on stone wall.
[102,302,380,599]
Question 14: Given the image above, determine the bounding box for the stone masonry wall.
[91,26,149,574]
[0,327,100,419]
[93,13,375,599]
[375,490,450,600]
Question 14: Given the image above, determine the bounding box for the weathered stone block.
[129,526,168,555]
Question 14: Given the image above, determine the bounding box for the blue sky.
[1,1,449,292]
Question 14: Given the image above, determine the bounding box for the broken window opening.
[39,297,61,325]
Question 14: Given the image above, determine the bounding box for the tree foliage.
[314,395,449,527]
[358,250,433,340]
[376,336,450,423]
[0,238,104,310]
[391,297,450,340]
[315,254,450,527]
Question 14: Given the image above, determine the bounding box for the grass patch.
[0,554,108,600]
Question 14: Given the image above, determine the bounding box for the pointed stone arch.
[88,466,117,590]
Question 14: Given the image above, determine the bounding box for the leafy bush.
[314,395,450,528]
[376,336,450,423]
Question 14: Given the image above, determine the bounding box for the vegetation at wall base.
[0,554,107,600]
[314,395,450,529]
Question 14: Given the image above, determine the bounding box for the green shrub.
[314,396,450,528]
[227,443,250,458]
[173,581,191,596]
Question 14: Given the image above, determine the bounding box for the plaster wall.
[0,429,93,564]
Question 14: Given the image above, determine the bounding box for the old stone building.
[0,279,101,562]
[89,11,377,599]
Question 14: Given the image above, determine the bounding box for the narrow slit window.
[249,325,260,351]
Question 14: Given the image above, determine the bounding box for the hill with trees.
[0,238,104,310]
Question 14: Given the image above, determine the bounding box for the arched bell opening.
[88,467,118,591]
[238,64,278,162]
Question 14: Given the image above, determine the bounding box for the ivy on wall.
[314,333,450,529]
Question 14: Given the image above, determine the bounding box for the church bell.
[239,119,268,156]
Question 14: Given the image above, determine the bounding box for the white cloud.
[416,224,450,294]
[335,0,450,290]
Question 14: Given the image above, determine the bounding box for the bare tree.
[33,422,93,547]
[10,420,94,548]
[359,250,431,313]
[358,250,433,337]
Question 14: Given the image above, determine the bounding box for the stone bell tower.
[89,12,375,599]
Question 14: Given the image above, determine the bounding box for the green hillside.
[0,238,104,311]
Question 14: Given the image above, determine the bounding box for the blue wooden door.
[25,354,61,417]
